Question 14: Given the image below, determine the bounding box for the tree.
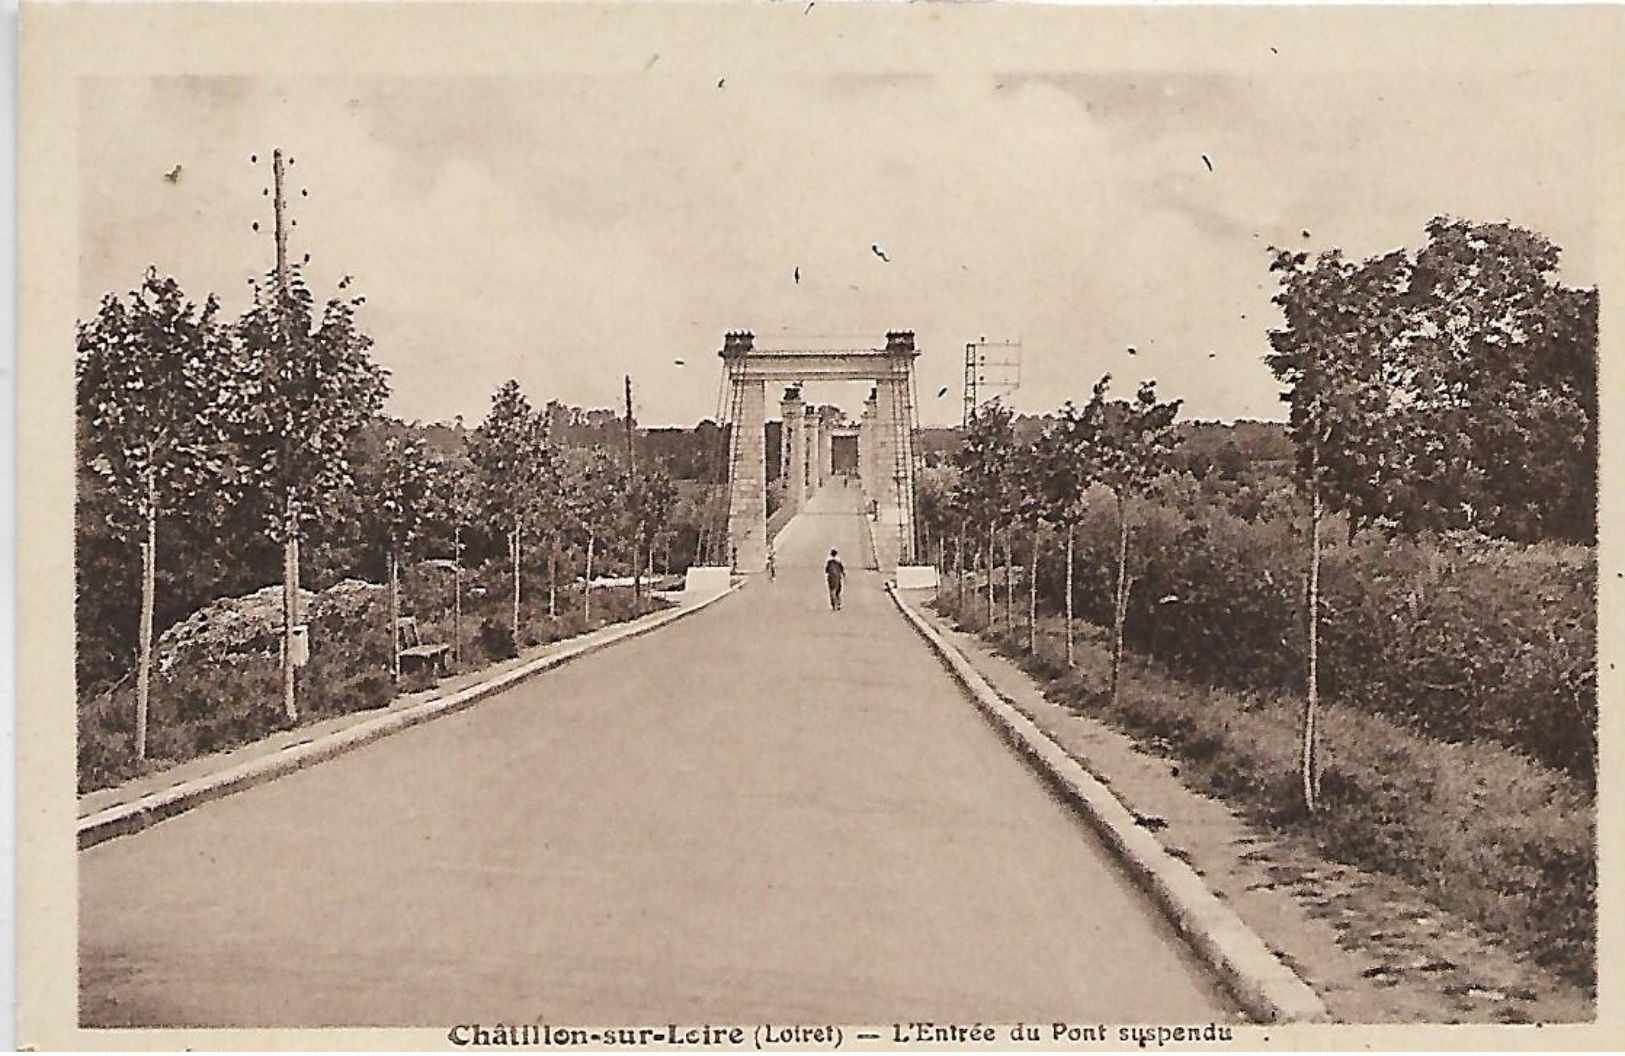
[534,458,568,621]
[912,463,960,602]
[953,401,1017,626]
[369,436,442,682]
[1404,217,1597,543]
[566,446,626,624]
[76,268,237,760]
[1012,439,1050,654]
[441,449,480,668]
[617,375,668,606]
[934,467,971,611]
[1087,375,1182,706]
[1265,218,1598,811]
[1033,399,1104,667]
[235,267,389,724]
[627,463,677,600]
[469,380,551,651]
[1267,246,1409,813]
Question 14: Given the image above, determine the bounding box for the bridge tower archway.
[712,330,922,573]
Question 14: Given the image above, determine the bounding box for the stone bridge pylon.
[715,330,930,578]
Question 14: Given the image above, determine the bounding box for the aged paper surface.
[17,1,1625,1050]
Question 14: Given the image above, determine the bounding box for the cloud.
[79,70,1606,427]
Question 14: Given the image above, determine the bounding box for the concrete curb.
[859,503,883,573]
[886,585,1330,1026]
[78,584,741,851]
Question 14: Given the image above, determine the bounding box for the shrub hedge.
[1008,479,1597,782]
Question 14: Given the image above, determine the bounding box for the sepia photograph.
[14,1,1625,1049]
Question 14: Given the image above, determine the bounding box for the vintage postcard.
[15,1,1625,1050]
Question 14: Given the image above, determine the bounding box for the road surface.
[80,487,1231,1027]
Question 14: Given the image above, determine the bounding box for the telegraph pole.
[624,375,637,474]
[624,375,641,606]
[274,149,290,295]
[272,147,301,724]
[963,342,977,428]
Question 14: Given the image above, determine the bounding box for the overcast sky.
[80,63,1606,427]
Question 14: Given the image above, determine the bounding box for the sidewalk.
[79,583,737,844]
[905,591,1593,1025]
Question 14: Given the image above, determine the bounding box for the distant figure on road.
[766,545,776,581]
[825,549,846,611]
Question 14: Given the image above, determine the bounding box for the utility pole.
[963,342,977,428]
[624,374,636,475]
[272,147,301,725]
[625,375,641,606]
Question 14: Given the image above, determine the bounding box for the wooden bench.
[395,616,451,678]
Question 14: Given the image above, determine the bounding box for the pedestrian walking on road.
[767,544,776,581]
[825,549,845,611]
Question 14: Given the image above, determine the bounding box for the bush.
[1027,483,1596,782]
[476,617,517,661]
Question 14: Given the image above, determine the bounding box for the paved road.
[81,487,1231,1027]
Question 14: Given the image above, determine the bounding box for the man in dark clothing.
[824,549,845,611]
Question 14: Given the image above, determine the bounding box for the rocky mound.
[154,578,383,678]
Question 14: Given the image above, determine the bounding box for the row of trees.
[934,376,1182,701]
[458,379,676,652]
[924,217,1598,813]
[77,266,677,763]
[78,267,385,760]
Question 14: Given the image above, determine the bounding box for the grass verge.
[79,570,670,793]
[931,589,1596,994]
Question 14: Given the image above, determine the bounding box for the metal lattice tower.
[962,337,1022,426]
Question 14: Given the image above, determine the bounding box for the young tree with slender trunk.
[912,463,957,604]
[1064,526,1076,665]
[371,436,441,683]
[234,268,388,726]
[76,269,237,761]
[1086,375,1182,706]
[936,468,962,607]
[1267,245,1409,813]
[1012,439,1052,655]
[628,464,677,610]
[442,451,479,669]
[1031,399,1101,668]
[1267,224,1599,810]
[953,401,1016,630]
[567,446,626,625]
[470,380,551,652]
[945,515,963,608]
[1002,530,1014,636]
[528,445,566,624]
